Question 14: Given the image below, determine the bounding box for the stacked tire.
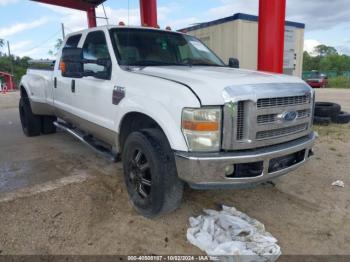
[314,102,350,125]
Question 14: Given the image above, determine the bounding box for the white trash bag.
[187,206,281,262]
[332,180,345,188]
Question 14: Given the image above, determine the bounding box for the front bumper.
[174,132,316,189]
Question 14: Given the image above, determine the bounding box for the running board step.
[54,121,119,162]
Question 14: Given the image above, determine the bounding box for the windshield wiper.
[129,60,183,67]
[191,63,224,67]
[125,60,223,68]
[180,58,223,67]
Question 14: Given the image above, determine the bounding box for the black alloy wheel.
[122,129,184,218]
[128,148,152,199]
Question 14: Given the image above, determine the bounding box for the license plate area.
[268,150,306,173]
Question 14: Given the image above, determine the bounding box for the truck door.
[53,34,82,120]
[68,30,116,144]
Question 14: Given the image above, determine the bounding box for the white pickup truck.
[20,26,316,217]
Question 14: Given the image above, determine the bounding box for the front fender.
[19,76,31,98]
[115,95,200,152]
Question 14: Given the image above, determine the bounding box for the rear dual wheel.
[122,129,184,218]
[19,97,56,137]
[19,97,41,137]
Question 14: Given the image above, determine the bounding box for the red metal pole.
[139,0,158,27]
[8,75,14,90]
[87,6,97,28]
[258,0,286,74]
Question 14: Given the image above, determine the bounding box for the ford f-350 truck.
[19,26,316,217]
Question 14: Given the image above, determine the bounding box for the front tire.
[19,98,41,137]
[122,129,184,218]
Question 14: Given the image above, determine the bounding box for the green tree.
[319,54,350,72]
[314,44,338,57]
[303,51,321,71]
[303,44,350,77]
[0,39,4,56]
[0,55,32,85]
[48,38,63,56]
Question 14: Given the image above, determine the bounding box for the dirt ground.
[0,89,349,255]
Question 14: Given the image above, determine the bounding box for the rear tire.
[333,111,350,124]
[122,128,184,218]
[19,97,41,137]
[314,102,341,118]
[314,116,331,126]
[41,116,57,134]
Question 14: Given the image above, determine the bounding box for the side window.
[82,31,111,74]
[64,34,82,48]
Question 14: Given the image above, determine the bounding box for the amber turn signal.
[182,120,219,131]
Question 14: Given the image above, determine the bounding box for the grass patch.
[329,147,337,152]
[328,76,350,88]
[314,124,350,142]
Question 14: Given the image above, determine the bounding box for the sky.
[0,0,350,59]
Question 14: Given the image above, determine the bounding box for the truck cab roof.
[65,25,184,39]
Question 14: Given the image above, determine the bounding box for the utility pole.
[7,41,14,90]
[61,23,65,39]
[7,40,11,57]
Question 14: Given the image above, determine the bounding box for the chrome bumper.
[174,132,316,189]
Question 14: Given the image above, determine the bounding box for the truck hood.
[135,66,311,105]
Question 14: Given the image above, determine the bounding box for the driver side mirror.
[61,47,112,80]
[228,58,240,68]
[61,47,84,78]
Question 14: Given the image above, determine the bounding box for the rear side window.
[65,34,82,48]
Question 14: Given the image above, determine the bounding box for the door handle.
[54,77,57,88]
[71,80,75,93]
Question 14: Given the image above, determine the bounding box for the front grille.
[257,95,311,108]
[256,124,308,140]
[257,114,277,124]
[298,109,310,119]
[236,101,245,140]
[222,85,313,151]
[257,109,311,125]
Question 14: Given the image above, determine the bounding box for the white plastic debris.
[332,180,345,188]
[187,206,281,262]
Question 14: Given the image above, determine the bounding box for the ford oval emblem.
[282,111,298,122]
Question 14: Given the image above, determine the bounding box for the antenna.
[61,23,65,39]
[126,0,131,71]
[128,0,130,26]
[102,3,109,25]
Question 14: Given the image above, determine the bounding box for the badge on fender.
[113,86,125,105]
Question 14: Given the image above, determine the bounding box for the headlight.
[181,107,222,152]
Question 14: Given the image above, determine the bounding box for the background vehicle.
[306,71,328,88]
[19,26,316,217]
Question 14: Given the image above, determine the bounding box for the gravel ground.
[0,90,349,255]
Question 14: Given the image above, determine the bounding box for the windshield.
[310,72,321,79]
[109,28,225,67]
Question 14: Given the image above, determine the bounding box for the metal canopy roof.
[31,0,106,11]
[180,13,305,33]
[0,71,13,77]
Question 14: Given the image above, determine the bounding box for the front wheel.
[122,129,184,218]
